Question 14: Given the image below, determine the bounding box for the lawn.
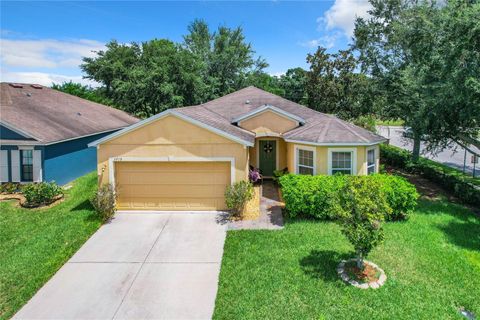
[0,172,101,320]
[214,199,480,319]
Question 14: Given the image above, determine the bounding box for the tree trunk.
[412,132,421,163]
[356,250,364,270]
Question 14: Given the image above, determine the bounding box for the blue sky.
[0,1,371,86]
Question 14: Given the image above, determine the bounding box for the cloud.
[301,32,341,49]
[318,0,372,37]
[0,38,105,68]
[1,70,99,87]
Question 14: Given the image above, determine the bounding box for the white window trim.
[294,145,316,175]
[255,138,279,175]
[328,148,357,175]
[366,146,376,174]
[108,157,236,197]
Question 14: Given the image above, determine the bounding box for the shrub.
[279,174,346,219]
[380,144,480,206]
[370,174,419,220]
[279,174,418,221]
[272,168,288,184]
[337,176,390,268]
[22,182,63,206]
[0,182,22,194]
[224,180,254,218]
[90,184,116,222]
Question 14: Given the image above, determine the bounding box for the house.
[0,83,138,185]
[89,86,387,211]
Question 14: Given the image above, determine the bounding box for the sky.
[0,1,372,87]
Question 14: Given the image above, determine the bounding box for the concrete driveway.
[14,212,227,320]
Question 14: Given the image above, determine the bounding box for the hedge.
[380,144,480,206]
[279,174,418,221]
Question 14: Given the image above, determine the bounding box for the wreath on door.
[263,142,274,153]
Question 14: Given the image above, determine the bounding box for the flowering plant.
[249,167,261,183]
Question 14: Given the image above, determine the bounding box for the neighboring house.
[89,86,387,211]
[0,83,138,185]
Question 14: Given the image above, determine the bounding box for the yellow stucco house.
[89,86,387,211]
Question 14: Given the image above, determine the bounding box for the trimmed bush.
[90,184,116,222]
[279,174,418,220]
[22,182,63,206]
[279,174,346,219]
[225,180,254,218]
[370,174,419,220]
[380,144,480,206]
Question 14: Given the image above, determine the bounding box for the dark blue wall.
[0,125,32,140]
[43,131,116,185]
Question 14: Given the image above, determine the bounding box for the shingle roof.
[178,86,386,145]
[0,83,139,144]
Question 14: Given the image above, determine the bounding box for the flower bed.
[337,259,387,289]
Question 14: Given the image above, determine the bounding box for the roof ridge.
[334,118,370,142]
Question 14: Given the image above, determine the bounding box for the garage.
[115,161,231,211]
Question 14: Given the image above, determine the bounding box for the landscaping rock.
[337,259,386,290]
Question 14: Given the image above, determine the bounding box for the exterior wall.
[97,115,249,186]
[238,111,298,134]
[0,131,118,184]
[43,131,116,185]
[0,125,32,140]
[249,137,287,170]
[286,142,381,175]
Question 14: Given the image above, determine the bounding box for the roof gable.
[232,105,305,124]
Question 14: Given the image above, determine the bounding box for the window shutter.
[11,150,20,182]
[33,150,42,182]
[0,150,8,182]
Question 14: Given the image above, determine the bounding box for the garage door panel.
[119,185,226,198]
[116,172,229,185]
[115,161,230,211]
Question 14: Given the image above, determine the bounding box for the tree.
[304,47,374,119]
[81,39,206,118]
[183,19,268,100]
[51,81,113,106]
[338,177,391,269]
[354,0,480,160]
[278,68,307,104]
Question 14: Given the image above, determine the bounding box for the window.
[331,151,353,175]
[296,148,314,175]
[21,150,33,182]
[367,148,376,174]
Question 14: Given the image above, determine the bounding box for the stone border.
[337,259,387,289]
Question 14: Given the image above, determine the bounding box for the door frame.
[108,156,236,195]
[256,138,279,177]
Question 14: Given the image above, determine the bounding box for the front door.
[259,140,276,177]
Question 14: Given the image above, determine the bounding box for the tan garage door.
[115,161,230,211]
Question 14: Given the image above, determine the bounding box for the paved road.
[14,212,226,320]
[377,126,479,177]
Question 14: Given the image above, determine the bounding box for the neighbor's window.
[367,149,376,174]
[331,151,352,175]
[21,150,33,182]
[297,148,314,175]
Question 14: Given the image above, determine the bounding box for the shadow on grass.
[300,250,350,282]
[71,199,94,212]
[438,219,480,252]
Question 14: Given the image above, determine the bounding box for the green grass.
[214,199,480,319]
[0,173,101,320]
[375,118,405,126]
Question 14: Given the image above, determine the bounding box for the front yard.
[214,198,480,319]
[0,173,101,320]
